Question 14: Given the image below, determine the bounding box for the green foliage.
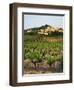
[30,51,42,63]
[24,24,63,73]
[55,55,63,62]
[47,55,55,66]
[24,32,63,69]
[47,55,63,66]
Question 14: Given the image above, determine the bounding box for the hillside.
[24,24,63,74]
[24,24,63,36]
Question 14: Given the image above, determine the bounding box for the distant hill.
[24,24,63,35]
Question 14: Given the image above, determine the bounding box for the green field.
[24,32,63,74]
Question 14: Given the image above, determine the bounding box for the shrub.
[47,55,55,66]
[27,51,42,69]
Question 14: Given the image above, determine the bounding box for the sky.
[24,14,64,29]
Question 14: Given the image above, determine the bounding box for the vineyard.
[24,29,63,74]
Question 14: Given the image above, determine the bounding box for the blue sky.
[24,14,64,29]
